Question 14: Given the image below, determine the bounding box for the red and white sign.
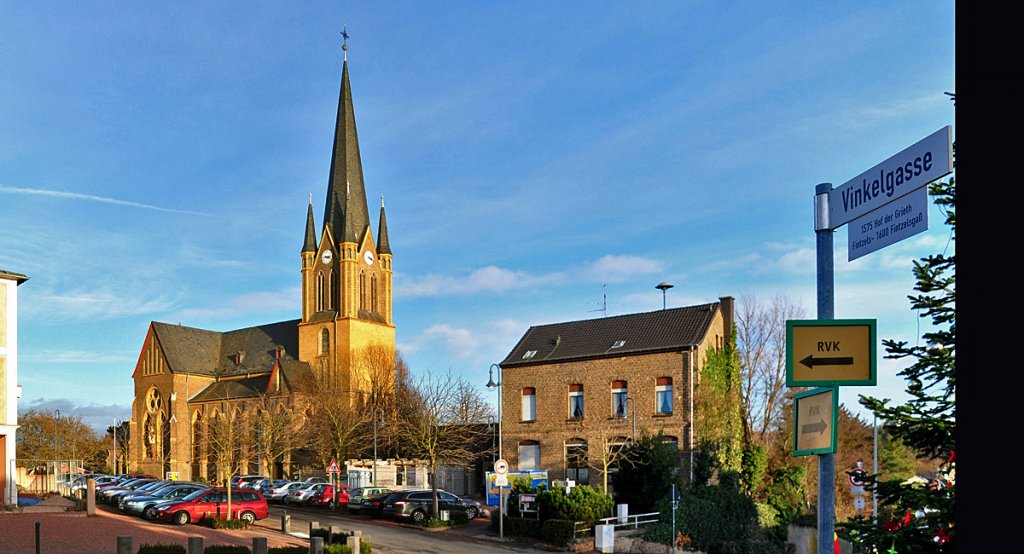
[494,459,508,475]
[327,459,340,474]
[849,468,866,487]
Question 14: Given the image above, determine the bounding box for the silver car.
[267,481,306,503]
[285,482,327,505]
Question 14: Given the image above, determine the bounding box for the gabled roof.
[189,375,271,403]
[151,319,303,378]
[500,302,721,368]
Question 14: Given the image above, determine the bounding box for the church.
[128,46,396,481]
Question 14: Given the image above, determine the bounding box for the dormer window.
[523,350,537,360]
[611,340,626,349]
[233,351,245,365]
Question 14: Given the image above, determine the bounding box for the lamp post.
[113,417,119,475]
[656,282,674,310]
[373,407,385,486]
[53,409,61,494]
[487,415,496,466]
[485,363,503,539]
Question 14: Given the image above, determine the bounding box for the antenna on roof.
[588,284,607,317]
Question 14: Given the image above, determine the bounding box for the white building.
[1,268,28,505]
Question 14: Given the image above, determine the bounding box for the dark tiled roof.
[323,59,371,245]
[152,319,302,377]
[302,199,318,253]
[500,302,721,367]
[189,375,271,403]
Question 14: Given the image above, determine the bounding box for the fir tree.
[840,144,955,552]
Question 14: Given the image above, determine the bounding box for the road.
[266,502,551,553]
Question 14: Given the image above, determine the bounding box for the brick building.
[498,296,733,487]
[127,50,396,481]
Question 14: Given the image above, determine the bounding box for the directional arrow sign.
[786,319,876,386]
[793,387,838,456]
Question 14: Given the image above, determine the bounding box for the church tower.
[299,44,395,393]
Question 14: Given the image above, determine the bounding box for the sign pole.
[815,182,836,551]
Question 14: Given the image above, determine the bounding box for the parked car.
[312,484,352,508]
[71,474,117,492]
[155,488,269,526]
[118,481,206,511]
[264,481,303,503]
[235,475,269,490]
[99,478,159,504]
[347,487,391,514]
[364,490,402,518]
[106,479,168,505]
[284,482,328,505]
[257,478,287,495]
[302,476,329,485]
[120,483,210,520]
[381,489,483,523]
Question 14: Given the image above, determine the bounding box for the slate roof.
[500,302,721,368]
[323,59,371,245]
[189,375,271,403]
[151,319,303,378]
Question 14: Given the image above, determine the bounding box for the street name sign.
[828,126,952,229]
[847,185,929,261]
[786,319,876,386]
[793,387,838,456]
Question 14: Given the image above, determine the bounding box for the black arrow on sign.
[801,419,827,435]
[800,355,854,368]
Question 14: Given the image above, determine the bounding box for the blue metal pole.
[815,182,835,552]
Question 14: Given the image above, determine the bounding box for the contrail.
[1,185,211,216]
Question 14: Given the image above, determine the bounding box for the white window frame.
[656,381,673,414]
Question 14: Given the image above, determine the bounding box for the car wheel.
[143,506,157,520]
[465,507,478,520]
[411,509,426,524]
[173,511,190,526]
[240,511,256,525]
[307,497,317,506]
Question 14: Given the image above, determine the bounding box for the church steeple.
[302,194,318,253]
[322,57,371,246]
[377,195,391,255]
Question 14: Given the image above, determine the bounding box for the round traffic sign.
[849,469,867,486]
[494,458,509,475]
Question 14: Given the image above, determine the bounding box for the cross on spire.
[341,26,349,61]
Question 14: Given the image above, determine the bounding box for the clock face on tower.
[321,250,333,265]
[363,250,375,265]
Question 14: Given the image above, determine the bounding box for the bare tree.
[398,369,490,518]
[205,406,253,519]
[296,376,370,470]
[736,292,805,450]
[249,394,303,478]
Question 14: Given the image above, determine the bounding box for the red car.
[312,484,353,508]
[154,488,269,526]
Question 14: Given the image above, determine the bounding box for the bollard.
[188,536,204,554]
[86,478,96,515]
[281,512,291,533]
[117,535,132,554]
[35,521,40,554]
[346,534,360,552]
[252,537,268,554]
[309,536,324,554]
[309,520,319,538]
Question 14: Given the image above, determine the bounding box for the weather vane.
[341,26,349,60]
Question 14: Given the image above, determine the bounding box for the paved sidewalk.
[1,509,307,554]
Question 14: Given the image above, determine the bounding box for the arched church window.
[317,272,325,311]
[321,328,330,356]
[371,273,378,313]
[329,270,338,310]
[359,271,366,310]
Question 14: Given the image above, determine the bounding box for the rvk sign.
[787,319,876,387]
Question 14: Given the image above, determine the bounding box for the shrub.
[137,544,186,554]
[541,519,575,546]
[424,518,452,528]
[537,485,613,528]
[204,546,250,554]
[323,545,352,554]
[268,548,307,554]
[205,518,252,530]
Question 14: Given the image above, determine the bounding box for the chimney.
[718,296,735,341]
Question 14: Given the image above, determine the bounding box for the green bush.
[204,546,250,554]
[205,517,252,530]
[541,519,576,546]
[324,545,352,554]
[137,544,186,554]
[268,548,307,554]
[536,485,612,528]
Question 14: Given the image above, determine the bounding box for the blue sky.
[1,1,954,434]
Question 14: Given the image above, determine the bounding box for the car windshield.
[181,488,210,502]
[152,486,184,498]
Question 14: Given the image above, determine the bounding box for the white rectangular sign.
[848,185,929,261]
[829,126,952,229]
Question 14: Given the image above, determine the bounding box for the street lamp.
[487,415,496,466]
[373,407,385,487]
[656,282,674,310]
[485,363,503,539]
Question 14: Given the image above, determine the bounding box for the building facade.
[128,52,396,481]
[499,296,734,487]
[1,268,29,505]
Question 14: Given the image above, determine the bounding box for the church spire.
[377,195,391,255]
[322,39,371,246]
[302,193,317,253]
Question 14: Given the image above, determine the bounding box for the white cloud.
[176,287,299,320]
[19,349,133,364]
[419,324,481,360]
[0,185,211,216]
[29,289,178,321]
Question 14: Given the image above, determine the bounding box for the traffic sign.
[854,496,866,510]
[494,458,509,475]
[786,319,876,386]
[495,473,509,487]
[849,469,867,487]
[327,459,340,474]
[828,126,952,229]
[792,387,838,456]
